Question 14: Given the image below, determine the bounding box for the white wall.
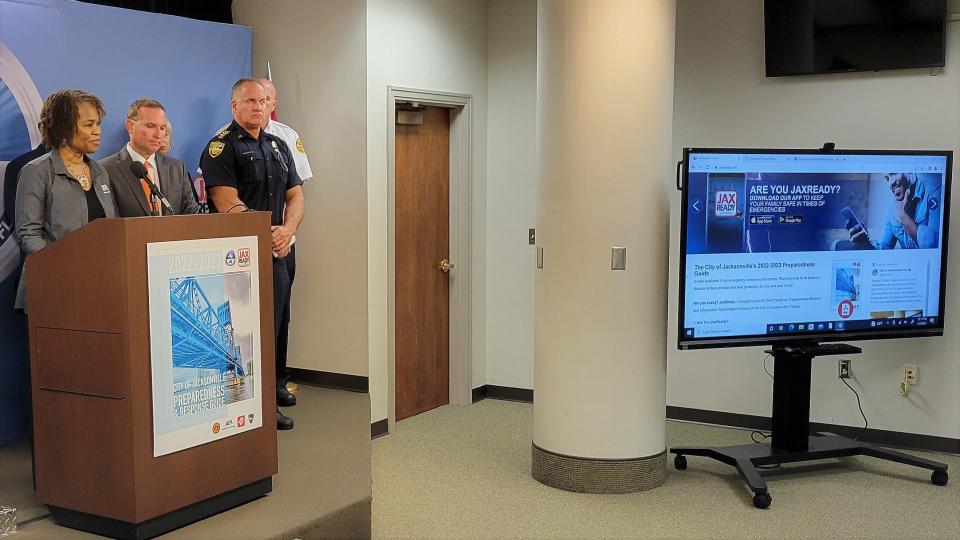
[669,0,960,438]
[367,0,489,423]
[484,0,538,390]
[232,0,369,378]
[235,0,539,424]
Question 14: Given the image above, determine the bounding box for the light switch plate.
[611,247,626,270]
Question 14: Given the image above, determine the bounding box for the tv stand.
[670,343,949,509]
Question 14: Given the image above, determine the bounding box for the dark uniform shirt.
[199,120,302,225]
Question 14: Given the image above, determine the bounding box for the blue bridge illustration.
[170,277,244,375]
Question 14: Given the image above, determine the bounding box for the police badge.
[208,141,225,158]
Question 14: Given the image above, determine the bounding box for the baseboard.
[666,406,960,454]
[666,406,771,431]
[468,389,957,454]
[472,385,533,404]
[288,368,367,393]
[371,419,388,439]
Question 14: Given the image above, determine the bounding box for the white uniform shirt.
[265,120,313,181]
[217,120,314,181]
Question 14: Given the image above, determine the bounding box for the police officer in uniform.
[200,78,304,430]
[257,78,313,396]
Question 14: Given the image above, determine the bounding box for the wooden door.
[395,105,450,421]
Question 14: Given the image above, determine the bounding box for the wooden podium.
[25,213,278,539]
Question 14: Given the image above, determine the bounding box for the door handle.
[438,259,455,273]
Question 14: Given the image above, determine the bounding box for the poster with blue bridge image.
[147,236,261,457]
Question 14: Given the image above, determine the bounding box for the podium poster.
[147,237,262,457]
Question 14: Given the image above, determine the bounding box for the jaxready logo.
[238,247,250,267]
[212,422,221,434]
[225,250,236,266]
[714,190,738,217]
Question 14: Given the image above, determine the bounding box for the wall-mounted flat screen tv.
[678,148,952,350]
[764,0,947,77]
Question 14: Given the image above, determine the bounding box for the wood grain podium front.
[25,213,278,539]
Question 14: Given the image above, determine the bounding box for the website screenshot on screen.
[683,152,947,341]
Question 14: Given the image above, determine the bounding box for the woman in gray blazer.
[14,89,118,310]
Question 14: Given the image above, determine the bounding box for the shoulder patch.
[208,141,225,158]
[295,137,305,153]
[217,129,230,140]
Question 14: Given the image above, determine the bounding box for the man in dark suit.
[4,140,49,282]
[2,139,47,489]
[100,99,200,217]
[4,142,49,234]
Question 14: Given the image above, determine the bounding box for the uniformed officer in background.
[199,78,304,431]
[257,78,313,182]
[256,78,313,396]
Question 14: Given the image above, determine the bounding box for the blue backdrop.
[0,0,251,444]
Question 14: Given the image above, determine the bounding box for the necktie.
[141,161,160,215]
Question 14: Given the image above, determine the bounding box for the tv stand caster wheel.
[931,470,948,486]
[752,492,772,509]
[674,455,687,470]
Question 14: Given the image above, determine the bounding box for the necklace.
[66,164,92,191]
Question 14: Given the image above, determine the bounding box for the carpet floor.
[372,398,959,539]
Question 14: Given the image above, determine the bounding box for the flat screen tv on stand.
[671,145,952,509]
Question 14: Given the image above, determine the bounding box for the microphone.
[130,161,173,214]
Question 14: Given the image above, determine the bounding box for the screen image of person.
[847,172,941,249]
[14,89,118,311]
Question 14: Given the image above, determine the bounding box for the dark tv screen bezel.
[677,147,953,350]
[763,0,947,77]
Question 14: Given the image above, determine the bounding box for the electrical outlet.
[838,359,851,379]
[903,364,918,385]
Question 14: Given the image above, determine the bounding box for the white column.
[532,0,676,492]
